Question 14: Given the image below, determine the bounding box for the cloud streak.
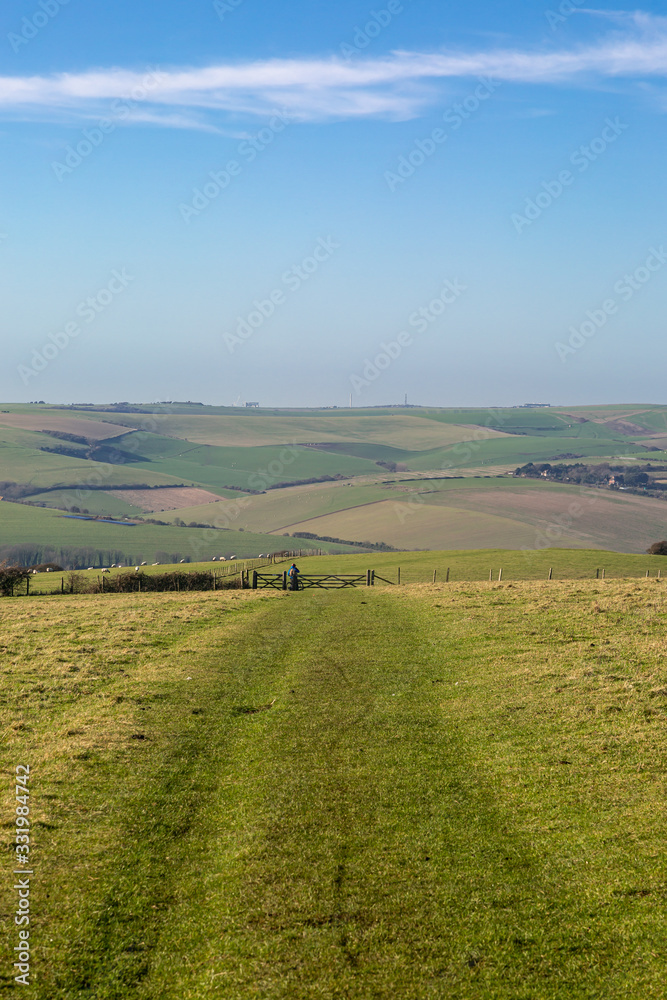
[1,13,666,126]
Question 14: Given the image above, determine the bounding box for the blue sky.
[1,0,666,407]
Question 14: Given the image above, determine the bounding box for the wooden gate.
[252,571,377,590]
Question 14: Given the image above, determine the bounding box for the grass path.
[1,583,667,997]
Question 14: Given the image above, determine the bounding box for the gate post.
[282,571,288,591]
[252,571,258,590]
[366,570,372,587]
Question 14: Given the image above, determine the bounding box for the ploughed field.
[2,575,667,998]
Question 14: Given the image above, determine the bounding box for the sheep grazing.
[152,562,160,566]
[101,568,110,574]
[219,556,226,561]
[140,561,147,566]
[87,567,94,571]
[135,566,140,572]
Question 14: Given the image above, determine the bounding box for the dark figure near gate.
[288,563,301,591]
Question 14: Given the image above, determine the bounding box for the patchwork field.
[2,402,667,563]
[2,573,667,997]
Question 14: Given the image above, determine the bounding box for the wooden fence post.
[433,570,437,584]
[489,569,492,581]
[366,570,372,587]
[646,569,650,578]
[499,568,503,582]
[26,575,30,597]
[602,568,605,579]
[282,571,287,591]
[446,567,450,583]
[398,567,401,585]
[548,567,553,580]
[252,571,258,590]
[372,570,375,586]
[61,577,64,594]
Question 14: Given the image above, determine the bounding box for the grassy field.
[23,546,667,592]
[0,501,361,566]
[286,547,666,582]
[84,412,480,450]
[1,578,667,997]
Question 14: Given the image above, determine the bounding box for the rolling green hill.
[2,402,667,561]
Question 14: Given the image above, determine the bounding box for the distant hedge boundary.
[89,571,242,594]
[2,569,244,597]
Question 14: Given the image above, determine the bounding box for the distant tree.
[625,471,650,487]
[647,541,667,555]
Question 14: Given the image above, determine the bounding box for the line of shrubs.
[78,570,242,594]
[0,564,243,596]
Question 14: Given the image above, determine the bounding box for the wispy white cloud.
[1,11,666,127]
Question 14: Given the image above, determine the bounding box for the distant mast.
[349,393,352,408]
[404,393,408,407]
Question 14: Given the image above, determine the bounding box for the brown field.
[415,484,667,552]
[106,486,224,511]
[275,499,585,550]
[278,482,667,553]
[0,412,128,440]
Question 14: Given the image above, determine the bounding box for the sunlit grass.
[1,581,666,997]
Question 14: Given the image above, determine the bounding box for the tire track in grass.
[31,586,667,998]
[142,589,596,999]
[28,593,293,1000]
